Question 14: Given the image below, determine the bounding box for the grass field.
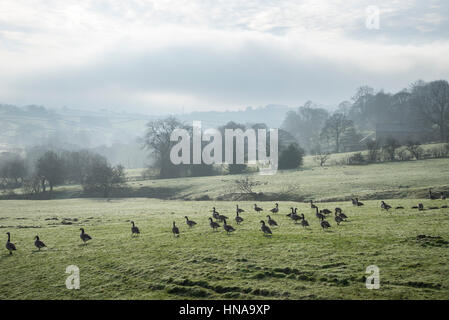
[1,196,449,300]
[20,157,449,202]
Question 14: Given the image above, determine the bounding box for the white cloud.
[0,0,448,113]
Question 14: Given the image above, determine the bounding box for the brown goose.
[6,232,16,255]
[260,220,272,235]
[184,216,197,228]
[80,228,92,244]
[270,203,279,214]
[212,207,220,220]
[235,212,244,225]
[34,235,46,250]
[300,214,309,228]
[381,201,391,211]
[320,220,331,230]
[267,215,278,227]
[172,221,180,237]
[334,212,343,225]
[290,208,301,224]
[208,217,220,231]
[338,211,348,220]
[315,207,325,221]
[218,213,229,222]
[222,219,235,235]
[131,221,140,235]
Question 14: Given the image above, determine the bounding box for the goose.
[270,203,279,214]
[300,214,309,228]
[212,207,220,220]
[310,200,317,209]
[290,208,301,224]
[235,211,244,225]
[267,215,278,227]
[34,235,46,251]
[222,219,235,235]
[355,198,364,206]
[184,216,197,228]
[441,205,448,209]
[321,208,332,215]
[218,214,229,223]
[260,220,272,235]
[5,232,16,255]
[381,201,391,211]
[79,228,92,244]
[320,220,331,230]
[334,212,343,225]
[208,217,220,231]
[418,203,424,211]
[131,221,140,235]
[351,198,357,205]
[335,207,343,214]
[338,212,348,221]
[429,189,437,200]
[172,221,180,237]
[236,205,245,214]
[315,207,325,221]
[286,207,294,218]
[395,206,404,209]
[254,204,263,213]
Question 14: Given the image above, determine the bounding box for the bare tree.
[366,139,380,162]
[382,137,400,161]
[321,113,353,153]
[234,176,261,195]
[313,146,330,167]
[36,151,65,194]
[411,80,449,141]
[143,116,188,178]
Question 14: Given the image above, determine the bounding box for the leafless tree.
[411,80,449,141]
[321,113,353,153]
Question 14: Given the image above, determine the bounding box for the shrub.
[366,139,380,162]
[279,143,305,170]
[346,152,366,165]
[406,141,424,160]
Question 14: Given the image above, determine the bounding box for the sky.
[1,0,449,114]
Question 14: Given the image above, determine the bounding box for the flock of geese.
[162,201,351,238]
[4,188,447,255]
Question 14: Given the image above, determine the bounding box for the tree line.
[142,117,305,179]
[282,79,449,155]
[0,148,125,198]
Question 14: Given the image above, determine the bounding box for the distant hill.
[174,104,294,128]
[0,103,297,168]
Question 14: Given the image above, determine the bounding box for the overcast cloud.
[1,0,448,114]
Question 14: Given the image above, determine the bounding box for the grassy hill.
[14,157,448,202]
[0,197,448,299]
[1,155,449,299]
